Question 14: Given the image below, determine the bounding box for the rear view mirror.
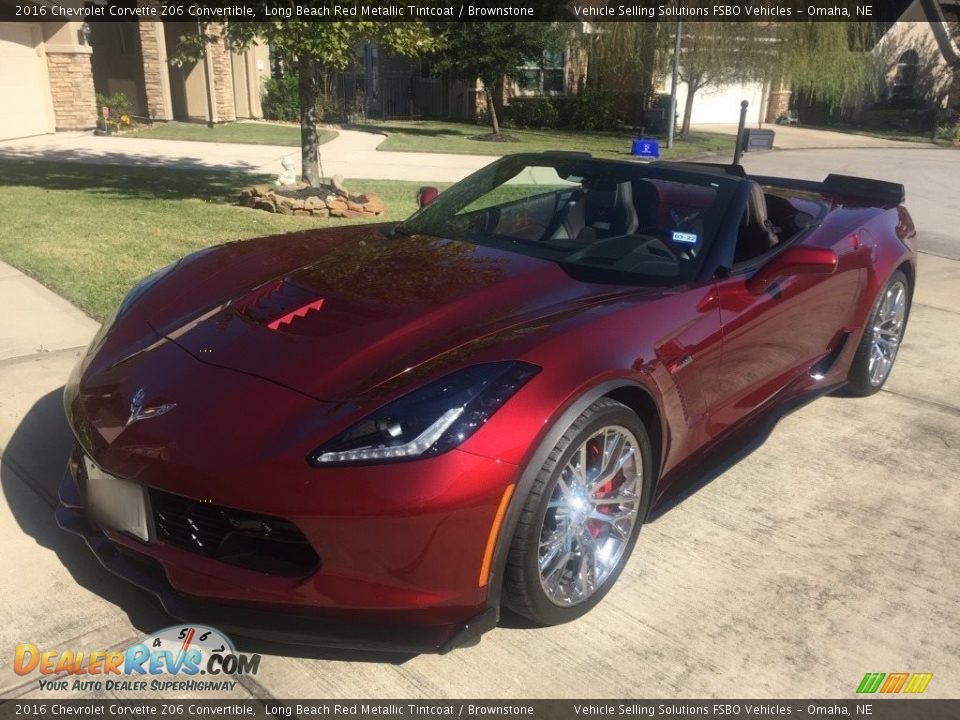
[747,246,838,294]
[417,186,439,208]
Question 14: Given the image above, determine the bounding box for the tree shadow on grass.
[0,155,270,203]
[0,388,412,665]
[346,122,478,139]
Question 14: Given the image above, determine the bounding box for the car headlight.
[309,362,540,466]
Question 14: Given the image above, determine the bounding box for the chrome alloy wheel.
[537,425,642,607]
[868,280,908,387]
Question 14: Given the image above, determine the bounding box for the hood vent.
[234,277,325,332]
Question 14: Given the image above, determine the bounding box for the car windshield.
[396,154,739,286]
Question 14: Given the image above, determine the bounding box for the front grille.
[150,489,320,577]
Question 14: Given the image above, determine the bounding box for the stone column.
[43,23,97,130]
[765,88,792,123]
[46,53,97,129]
[244,47,264,119]
[205,24,236,123]
[137,21,173,121]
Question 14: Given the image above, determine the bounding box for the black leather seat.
[734,181,780,264]
[551,180,639,243]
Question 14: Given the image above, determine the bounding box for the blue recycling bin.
[631,138,660,158]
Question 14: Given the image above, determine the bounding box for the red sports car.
[58,154,916,652]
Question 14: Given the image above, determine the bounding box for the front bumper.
[61,332,519,652]
[56,467,497,653]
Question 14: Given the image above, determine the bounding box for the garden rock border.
[239,184,385,219]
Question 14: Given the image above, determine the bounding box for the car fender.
[847,207,917,352]
[482,376,665,614]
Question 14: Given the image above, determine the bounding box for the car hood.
[144,227,648,401]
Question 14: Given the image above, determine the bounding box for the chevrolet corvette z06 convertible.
[58,154,916,652]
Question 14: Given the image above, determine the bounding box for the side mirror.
[417,186,439,208]
[747,246,838,294]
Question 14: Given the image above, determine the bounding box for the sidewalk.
[0,123,936,186]
[0,128,495,183]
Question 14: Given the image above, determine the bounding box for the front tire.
[503,398,653,625]
[847,270,910,396]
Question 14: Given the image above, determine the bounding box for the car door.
[705,230,862,438]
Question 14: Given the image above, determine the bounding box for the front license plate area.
[84,458,152,542]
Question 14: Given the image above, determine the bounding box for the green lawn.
[352,120,736,160]
[0,160,428,321]
[125,121,337,147]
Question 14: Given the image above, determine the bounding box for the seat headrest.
[743,181,769,227]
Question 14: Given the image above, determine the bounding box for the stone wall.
[137,21,173,121]
[765,90,792,123]
[206,25,236,123]
[46,51,97,130]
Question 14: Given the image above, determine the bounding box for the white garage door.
[0,23,55,141]
[676,81,766,125]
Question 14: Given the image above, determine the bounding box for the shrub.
[314,92,343,124]
[262,73,346,123]
[503,97,559,129]
[936,123,960,143]
[95,91,133,121]
[261,73,299,122]
[504,91,629,131]
[859,107,935,132]
[95,91,136,131]
[570,89,627,131]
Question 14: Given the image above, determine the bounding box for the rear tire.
[503,398,653,625]
[846,270,910,396]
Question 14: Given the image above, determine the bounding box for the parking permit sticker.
[672,231,698,244]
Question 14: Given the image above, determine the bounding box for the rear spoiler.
[752,173,905,207]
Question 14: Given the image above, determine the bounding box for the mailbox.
[741,128,775,153]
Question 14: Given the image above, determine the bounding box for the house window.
[517,49,566,96]
[891,49,919,99]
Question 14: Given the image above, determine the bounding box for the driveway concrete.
[0,149,958,701]
[740,147,960,260]
[692,123,933,150]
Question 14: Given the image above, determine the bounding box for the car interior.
[444,166,824,282]
[734,181,782,265]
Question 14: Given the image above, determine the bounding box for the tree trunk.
[299,60,320,186]
[485,86,501,136]
[680,83,698,137]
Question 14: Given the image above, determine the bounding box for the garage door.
[0,23,54,141]
[676,81,766,125]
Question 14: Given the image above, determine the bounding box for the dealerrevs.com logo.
[14,625,261,693]
[856,672,933,694]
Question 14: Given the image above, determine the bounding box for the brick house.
[871,0,959,108]
[771,3,959,125]
[333,39,587,123]
[0,6,269,141]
